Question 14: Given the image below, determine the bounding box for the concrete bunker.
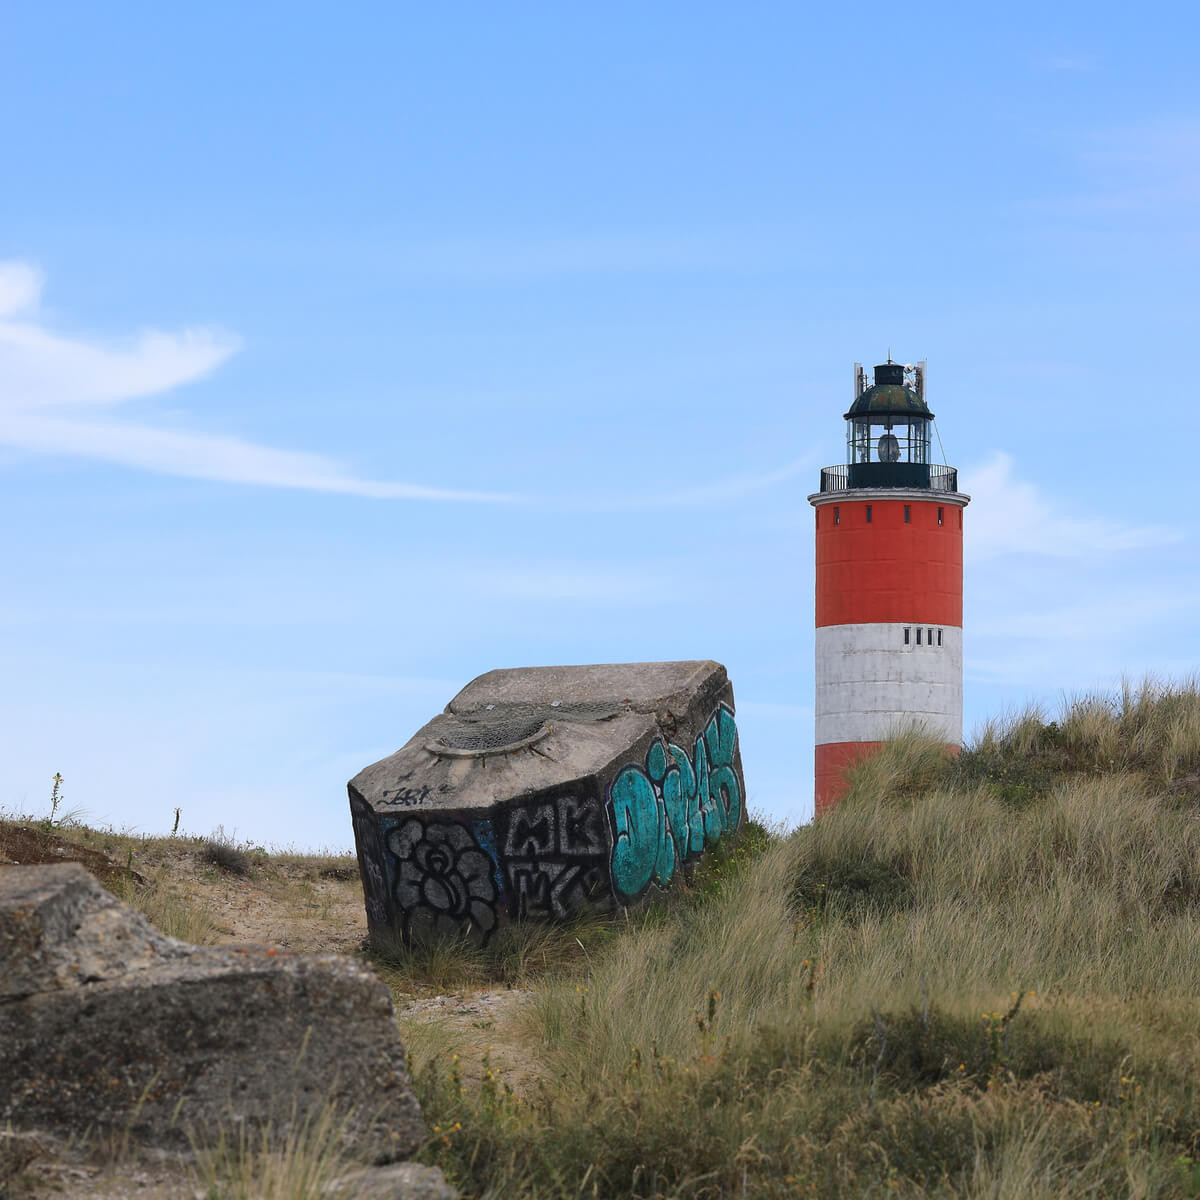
[347,660,746,944]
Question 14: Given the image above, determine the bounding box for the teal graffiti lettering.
[606,704,742,902]
[609,765,660,899]
[645,742,677,885]
[705,706,742,833]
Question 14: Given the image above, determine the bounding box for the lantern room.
[842,360,937,490]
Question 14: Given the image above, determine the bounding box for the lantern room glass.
[846,418,930,466]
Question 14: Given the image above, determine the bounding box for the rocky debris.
[0,863,425,1163]
[348,660,746,944]
[326,1162,458,1199]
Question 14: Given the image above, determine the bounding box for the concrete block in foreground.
[348,660,745,943]
[0,863,425,1162]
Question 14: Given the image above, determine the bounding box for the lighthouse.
[808,360,969,815]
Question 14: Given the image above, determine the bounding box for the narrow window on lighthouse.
[866,505,872,523]
[938,507,944,526]
[916,628,922,645]
[904,505,911,523]
[904,627,910,644]
[927,628,933,644]
[937,629,943,646]
[834,506,840,525]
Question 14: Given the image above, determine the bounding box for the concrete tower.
[808,360,969,815]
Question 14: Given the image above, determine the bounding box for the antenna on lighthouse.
[853,362,866,399]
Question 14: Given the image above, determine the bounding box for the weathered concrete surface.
[348,660,745,943]
[0,863,425,1162]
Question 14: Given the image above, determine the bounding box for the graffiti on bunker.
[383,792,612,939]
[606,703,742,902]
[386,818,499,939]
[350,793,390,927]
[493,793,609,921]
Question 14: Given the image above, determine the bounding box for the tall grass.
[961,676,1200,791]
[113,869,220,944]
[409,679,1200,1198]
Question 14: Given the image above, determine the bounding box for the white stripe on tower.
[815,623,962,745]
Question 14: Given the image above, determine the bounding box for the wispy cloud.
[1033,53,1099,73]
[0,261,514,501]
[1047,116,1200,219]
[563,454,820,512]
[973,586,1196,642]
[964,452,1197,694]
[964,451,1181,562]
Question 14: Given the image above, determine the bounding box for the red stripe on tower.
[808,359,969,815]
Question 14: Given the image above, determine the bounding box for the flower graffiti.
[607,703,742,902]
[386,818,498,938]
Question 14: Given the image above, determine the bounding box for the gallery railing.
[818,463,959,493]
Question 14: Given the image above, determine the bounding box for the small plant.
[1175,1155,1200,1196]
[37,771,79,831]
[46,772,64,826]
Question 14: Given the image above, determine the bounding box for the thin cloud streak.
[973,587,1198,641]
[1043,116,1200,220]
[1033,53,1099,72]
[0,262,45,317]
[3,413,517,500]
[563,454,820,512]
[0,260,516,502]
[0,260,817,510]
[964,451,1180,562]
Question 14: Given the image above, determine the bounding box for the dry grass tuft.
[189,1102,359,1200]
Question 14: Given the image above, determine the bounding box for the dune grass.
[405,679,1200,1198]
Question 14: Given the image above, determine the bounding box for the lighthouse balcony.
[819,463,959,493]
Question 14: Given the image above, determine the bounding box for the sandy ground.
[165,852,369,956]
[397,987,541,1095]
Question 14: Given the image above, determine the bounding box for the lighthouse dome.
[844,363,934,421]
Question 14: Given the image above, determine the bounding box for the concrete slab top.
[449,660,726,714]
[349,710,660,813]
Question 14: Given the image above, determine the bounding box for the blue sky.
[3,2,1198,848]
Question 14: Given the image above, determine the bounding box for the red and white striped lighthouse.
[808,360,969,815]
